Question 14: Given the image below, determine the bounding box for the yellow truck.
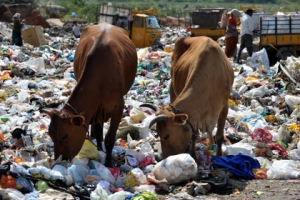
[190,8,228,40]
[260,15,300,60]
[96,5,163,48]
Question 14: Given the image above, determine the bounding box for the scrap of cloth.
[211,153,260,179]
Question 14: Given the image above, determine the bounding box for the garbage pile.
[1,22,300,200]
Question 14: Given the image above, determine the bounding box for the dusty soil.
[160,179,300,200]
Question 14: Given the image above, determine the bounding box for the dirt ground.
[160,179,300,200]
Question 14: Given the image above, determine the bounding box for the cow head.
[140,103,193,159]
[46,109,87,161]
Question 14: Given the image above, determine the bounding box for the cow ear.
[71,115,85,126]
[173,114,188,125]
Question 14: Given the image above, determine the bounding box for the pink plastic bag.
[251,128,273,143]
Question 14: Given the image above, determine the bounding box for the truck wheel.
[276,47,297,61]
[281,51,296,60]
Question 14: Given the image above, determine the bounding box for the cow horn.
[139,103,158,112]
[149,114,168,128]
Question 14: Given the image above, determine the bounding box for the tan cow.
[141,36,234,159]
[47,23,137,166]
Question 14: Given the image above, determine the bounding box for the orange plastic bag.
[0,175,16,189]
[252,168,267,179]
[0,134,6,143]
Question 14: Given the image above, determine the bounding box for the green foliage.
[52,0,300,24]
[68,0,87,7]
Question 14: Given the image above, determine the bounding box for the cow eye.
[62,134,68,141]
[164,134,170,141]
[182,125,189,132]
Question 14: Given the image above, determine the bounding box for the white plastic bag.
[247,48,270,68]
[67,158,89,186]
[243,85,269,98]
[285,95,300,111]
[26,57,46,74]
[5,188,24,200]
[226,142,255,157]
[267,160,300,179]
[289,149,300,161]
[131,168,147,184]
[151,153,197,184]
[91,160,115,185]
[255,157,272,170]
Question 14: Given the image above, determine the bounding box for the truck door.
[131,16,145,48]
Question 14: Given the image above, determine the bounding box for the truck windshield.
[146,17,160,29]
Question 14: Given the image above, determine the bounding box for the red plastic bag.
[138,156,153,167]
[251,128,273,143]
[108,167,120,179]
[267,143,288,158]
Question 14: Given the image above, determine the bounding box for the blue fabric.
[211,153,260,179]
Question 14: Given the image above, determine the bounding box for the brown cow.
[47,23,137,166]
[141,36,234,159]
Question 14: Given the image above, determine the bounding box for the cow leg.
[91,123,103,151]
[169,83,176,103]
[191,132,197,161]
[208,132,214,146]
[104,103,124,167]
[215,104,228,156]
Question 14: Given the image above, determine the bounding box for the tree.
[69,0,86,7]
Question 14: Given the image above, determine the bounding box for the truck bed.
[191,28,225,40]
[260,15,300,47]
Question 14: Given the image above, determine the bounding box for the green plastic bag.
[131,191,159,200]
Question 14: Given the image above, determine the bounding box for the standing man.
[72,21,81,39]
[236,8,258,64]
[12,13,23,46]
[113,12,125,28]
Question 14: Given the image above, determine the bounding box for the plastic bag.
[243,85,269,98]
[130,107,147,123]
[51,164,67,180]
[151,153,197,184]
[255,157,272,170]
[16,177,33,193]
[131,168,147,185]
[251,128,273,143]
[25,57,46,74]
[285,95,300,111]
[131,191,159,200]
[68,159,90,186]
[97,180,111,195]
[288,149,300,161]
[76,139,100,160]
[90,187,109,200]
[125,171,140,188]
[0,175,16,189]
[5,188,24,200]
[91,160,115,185]
[134,185,156,193]
[267,160,300,179]
[252,168,267,179]
[247,48,270,68]
[267,143,288,158]
[109,191,130,200]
